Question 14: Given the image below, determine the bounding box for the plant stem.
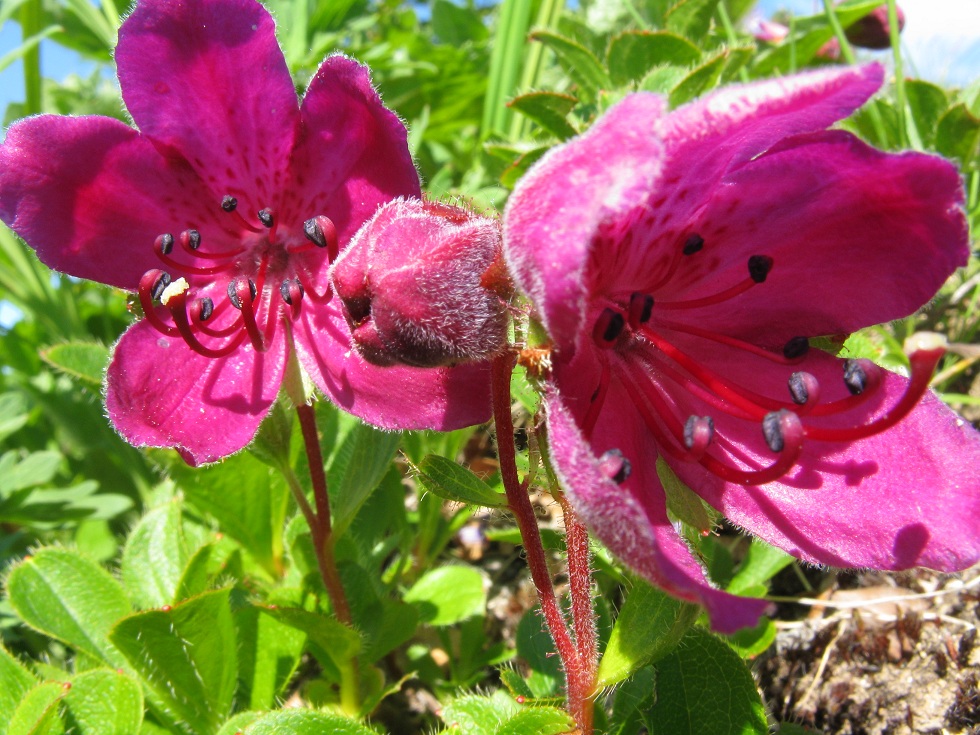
[295,403,352,627]
[556,491,598,691]
[490,354,592,734]
[20,0,43,116]
[820,0,888,145]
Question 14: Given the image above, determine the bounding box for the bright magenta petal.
[116,0,299,206]
[659,64,883,184]
[661,131,968,345]
[289,55,422,254]
[106,319,287,466]
[661,344,980,572]
[0,115,214,289]
[503,93,666,349]
[545,386,770,634]
[292,303,491,431]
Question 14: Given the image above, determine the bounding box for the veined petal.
[0,115,217,290]
[292,302,492,431]
[288,54,421,264]
[660,343,980,572]
[545,384,770,634]
[503,93,666,350]
[659,130,968,345]
[116,0,299,206]
[105,319,287,466]
[659,64,883,185]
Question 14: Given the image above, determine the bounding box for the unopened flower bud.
[845,4,905,49]
[330,197,512,368]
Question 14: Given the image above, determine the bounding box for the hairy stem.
[557,491,598,693]
[491,354,592,733]
[295,403,352,627]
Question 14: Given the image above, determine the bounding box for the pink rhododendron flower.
[503,64,980,633]
[331,197,511,368]
[0,0,491,465]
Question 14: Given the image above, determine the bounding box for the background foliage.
[1,0,978,733]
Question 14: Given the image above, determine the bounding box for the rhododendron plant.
[503,64,980,633]
[0,0,490,465]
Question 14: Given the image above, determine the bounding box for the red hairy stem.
[556,489,599,717]
[491,354,592,733]
[295,403,352,627]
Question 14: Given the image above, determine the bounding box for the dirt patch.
[758,568,980,734]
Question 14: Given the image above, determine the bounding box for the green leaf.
[515,607,562,697]
[0,392,29,442]
[665,0,720,41]
[0,450,62,495]
[328,421,402,540]
[6,681,67,735]
[669,50,727,107]
[215,712,263,735]
[529,30,611,99]
[237,709,378,734]
[234,605,307,710]
[648,627,768,734]
[597,576,699,687]
[727,538,794,596]
[441,691,519,735]
[360,598,419,663]
[432,0,487,44]
[507,92,578,140]
[656,457,716,534]
[607,31,701,87]
[175,542,217,601]
[121,501,190,609]
[261,606,360,677]
[404,566,487,626]
[608,666,656,735]
[109,589,238,735]
[39,342,109,387]
[498,668,535,701]
[904,79,947,148]
[0,645,38,732]
[413,454,506,508]
[936,102,980,168]
[496,706,575,735]
[62,669,143,735]
[168,451,288,576]
[725,617,777,658]
[6,548,130,666]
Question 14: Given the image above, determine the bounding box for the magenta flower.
[503,65,980,633]
[0,0,491,465]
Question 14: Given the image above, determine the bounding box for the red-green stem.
[556,491,598,693]
[295,403,352,626]
[491,354,593,733]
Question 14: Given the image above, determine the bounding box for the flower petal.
[105,319,286,465]
[652,339,980,572]
[659,64,883,186]
[660,130,968,345]
[292,302,491,430]
[545,383,770,634]
[503,93,667,349]
[116,0,299,207]
[0,115,218,289]
[287,54,421,262]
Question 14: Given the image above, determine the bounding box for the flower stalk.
[490,353,594,733]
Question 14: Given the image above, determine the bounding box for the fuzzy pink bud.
[330,198,511,368]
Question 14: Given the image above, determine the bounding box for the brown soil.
[758,567,980,735]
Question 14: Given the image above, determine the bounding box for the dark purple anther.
[683,233,704,255]
[748,255,774,283]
